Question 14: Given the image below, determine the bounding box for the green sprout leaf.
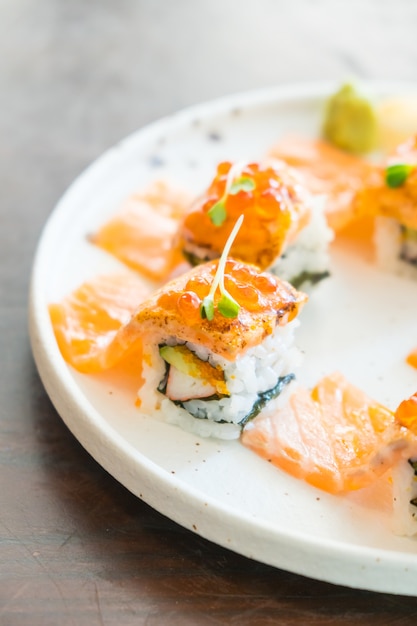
[229,176,255,195]
[385,163,414,188]
[200,214,244,321]
[217,294,240,318]
[207,164,256,226]
[207,200,227,226]
[200,295,214,321]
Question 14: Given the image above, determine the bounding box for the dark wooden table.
[2,1,417,623]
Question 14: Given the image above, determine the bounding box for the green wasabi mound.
[322,83,377,154]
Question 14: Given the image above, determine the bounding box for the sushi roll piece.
[392,393,417,536]
[129,217,307,439]
[357,135,417,279]
[177,159,333,290]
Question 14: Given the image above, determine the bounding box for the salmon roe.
[156,291,177,310]
[181,160,309,269]
[395,393,417,434]
[225,279,260,311]
[407,349,417,370]
[185,275,212,298]
[154,258,303,324]
[177,291,202,321]
[253,274,280,293]
[206,161,296,221]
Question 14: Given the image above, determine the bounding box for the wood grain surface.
[2,0,417,623]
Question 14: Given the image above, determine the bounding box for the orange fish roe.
[395,393,417,434]
[155,260,304,329]
[406,348,417,370]
[131,258,306,361]
[179,161,311,269]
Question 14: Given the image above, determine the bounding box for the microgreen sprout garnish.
[207,163,255,226]
[229,176,256,195]
[207,200,227,226]
[385,163,415,188]
[200,214,244,321]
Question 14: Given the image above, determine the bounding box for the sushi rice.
[138,320,302,440]
[374,216,417,280]
[271,196,333,289]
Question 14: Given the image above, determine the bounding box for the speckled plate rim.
[29,81,417,596]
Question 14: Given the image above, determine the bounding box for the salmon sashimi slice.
[269,135,380,232]
[49,273,151,373]
[90,181,192,281]
[242,372,417,494]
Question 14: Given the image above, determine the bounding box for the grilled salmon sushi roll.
[177,160,332,290]
[356,134,417,278]
[130,253,307,440]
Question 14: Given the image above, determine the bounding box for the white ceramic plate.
[30,82,417,595]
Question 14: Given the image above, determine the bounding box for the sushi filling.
[400,225,417,266]
[156,322,301,429]
[182,244,218,267]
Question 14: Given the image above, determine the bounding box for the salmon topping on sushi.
[353,135,417,274]
[129,257,307,361]
[355,135,417,229]
[178,160,312,270]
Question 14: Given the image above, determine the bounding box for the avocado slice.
[159,345,201,377]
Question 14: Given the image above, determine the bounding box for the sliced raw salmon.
[242,372,417,494]
[269,135,380,232]
[49,273,151,373]
[90,181,192,281]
